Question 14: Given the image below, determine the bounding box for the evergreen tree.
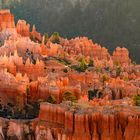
[133,94,140,106]
[79,57,87,72]
[47,95,56,104]
[44,33,49,44]
[62,91,77,103]
[51,32,60,44]
[88,59,94,67]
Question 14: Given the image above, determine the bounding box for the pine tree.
[51,32,60,44]
[79,57,87,72]
[62,91,77,103]
[47,95,56,104]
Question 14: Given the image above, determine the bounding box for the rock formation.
[16,20,30,37]
[30,25,42,42]
[38,102,140,140]
[0,10,139,140]
[0,9,15,30]
[112,47,131,65]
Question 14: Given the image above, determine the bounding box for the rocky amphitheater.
[0,9,139,140]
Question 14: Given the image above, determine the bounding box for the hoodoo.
[0,9,15,30]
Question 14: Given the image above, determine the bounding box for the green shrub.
[62,91,77,103]
[132,61,137,66]
[63,68,68,73]
[88,59,94,67]
[116,65,122,76]
[30,35,41,44]
[79,57,88,71]
[105,66,110,71]
[44,33,49,44]
[133,94,140,106]
[123,77,129,82]
[51,32,60,44]
[101,74,108,83]
[47,95,56,104]
[95,67,100,73]
[57,58,71,66]
[114,60,120,66]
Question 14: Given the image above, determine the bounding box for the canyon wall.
[39,103,140,140]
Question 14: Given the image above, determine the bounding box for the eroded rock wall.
[39,103,140,140]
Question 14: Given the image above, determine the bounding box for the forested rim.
[1,0,140,63]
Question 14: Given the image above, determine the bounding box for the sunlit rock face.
[30,25,42,42]
[61,37,110,60]
[38,103,140,140]
[0,9,15,30]
[16,20,30,37]
[112,47,131,65]
[0,70,27,108]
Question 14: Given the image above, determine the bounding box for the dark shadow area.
[0,102,39,119]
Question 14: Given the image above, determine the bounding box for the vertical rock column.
[56,106,65,125]
[39,103,50,121]
[124,116,140,140]
[91,113,100,140]
[73,113,91,140]
[64,111,74,133]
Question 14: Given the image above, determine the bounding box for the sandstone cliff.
[39,102,140,140]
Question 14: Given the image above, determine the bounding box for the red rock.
[112,47,131,65]
[0,10,15,30]
[64,111,74,132]
[38,103,140,140]
[16,20,30,36]
[30,25,42,42]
